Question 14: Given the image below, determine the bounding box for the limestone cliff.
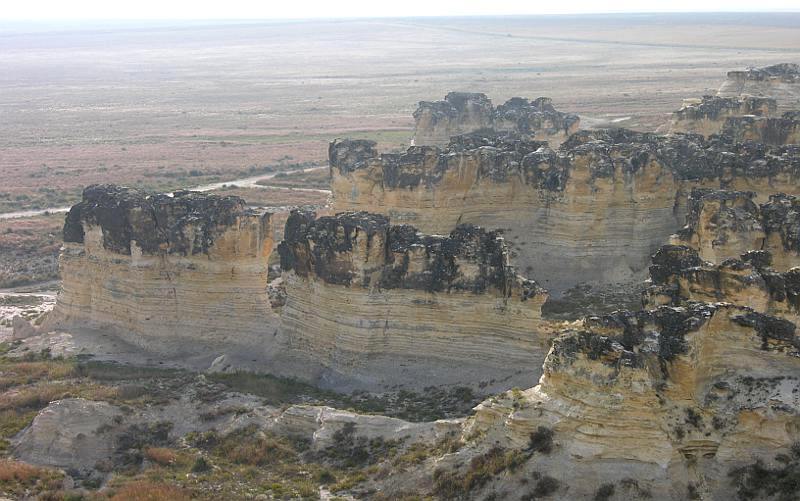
[437,300,800,499]
[720,112,800,145]
[49,185,276,354]
[330,131,800,293]
[276,210,550,390]
[672,188,800,270]
[668,95,776,137]
[412,92,579,147]
[718,63,800,111]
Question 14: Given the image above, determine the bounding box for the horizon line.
[3,10,800,23]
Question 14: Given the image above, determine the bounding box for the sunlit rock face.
[672,188,800,270]
[412,92,579,147]
[718,63,800,111]
[276,210,550,391]
[645,245,800,326]
[330,131,800,294]
[50,185,276,354]
[668,95,777,137]
[453,297,800,499]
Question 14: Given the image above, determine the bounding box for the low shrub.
[521,474,560,499]
[109,480,191,501]
[432,446,530,498]
[190,456,211,473]
[728,447,800,501]
[528,426,554,454]
[594,482,615,501]
[215,427,297,466]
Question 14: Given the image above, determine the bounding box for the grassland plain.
[2,13,800,213]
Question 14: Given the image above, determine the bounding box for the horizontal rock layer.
[721,113,800,145]
[646,244,800,324]
[673,188,800,270]
[331,131,800,293]
[412,92,579,147]
[50,185,276,353]
[276,211,550,389]
[718,63,800,111]
[669,95,777,137]
[461,301,800,498]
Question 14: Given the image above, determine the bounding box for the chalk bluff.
[412,92,579,147]
[718,63,800,111]
[671,188,800,270]
[330,130,800,294]
[276,210,549,390]
[49,185,276,355]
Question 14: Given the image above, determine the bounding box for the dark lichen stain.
[63,184,261,256]
[279,210,545,297]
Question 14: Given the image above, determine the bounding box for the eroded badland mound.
[4,62,800,500]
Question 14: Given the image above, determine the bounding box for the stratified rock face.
[718,63,800,111]
[413,92,494,146]
[412,92,579,147]
[644,245,800,325]
[276,210,549,390]
[673,189,800,270]
[462,301,800,499]
[721,113,800,145]
[669,95,777,137]
[331,131,800,293]
[51,185,275,352]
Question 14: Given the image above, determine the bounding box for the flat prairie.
[1,13,799,213]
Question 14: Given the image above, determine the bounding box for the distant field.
[1,13,799,214]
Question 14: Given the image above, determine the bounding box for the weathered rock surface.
[449,301,800,499]
[11,315,36,340]
[48,185,278,355]
[14,399,123,471]
[669,95,777,137]
[413,92,579,147]
[721,113,800,145]
[270,405,460,450]
[673,188,800,270]
[646,245,800,325]
[718,63,800,111]
[276,210,550,390]
[331,130,800,293]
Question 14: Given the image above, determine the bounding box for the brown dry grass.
[0,459,45,483]
[0,215,62,288]
[0,360,77,391]
[109,480,191,501]
[0,459,64,497]
[143,447,178,467]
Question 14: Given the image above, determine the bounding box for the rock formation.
[276,210,549,390]
[447,300,799,499]
[720,112,800,145]
[14,399,124,472]
[412,92,579,147]
[668,95,776,137]
[49,185,276,355]
[644,245,800,326]
[330,130,800,294]
[718,63,800,111]
[672,188,800,270]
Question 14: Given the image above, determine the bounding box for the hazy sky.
[3,0,800,20]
